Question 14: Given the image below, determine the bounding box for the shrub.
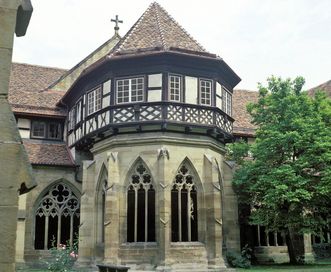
[226,245,251,269]
[45,237,78,272]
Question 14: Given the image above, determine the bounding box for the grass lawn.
[237,262,331,272]
[17,260,331,271]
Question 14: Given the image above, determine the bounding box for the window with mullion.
[32,121,46,138]
[116,77,144,104]
[169,75,182,102]
[87,86,102,115]
[222,87,232,116]
[199,79,212,106]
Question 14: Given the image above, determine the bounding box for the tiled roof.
[8,63,67,117]
[232,89,259,136]
[113,2,208,56]
[23,140,75,167]
[308,80,331,97]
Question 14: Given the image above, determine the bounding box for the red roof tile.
[232,89,259,136]
[9,63,67,117]
[23,140,75,167]
[308,80,331,97]
[114,2,207,56]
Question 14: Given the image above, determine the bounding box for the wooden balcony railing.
[67,102,233,147]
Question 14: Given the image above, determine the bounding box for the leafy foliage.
[229,77,331,261]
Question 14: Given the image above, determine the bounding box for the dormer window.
[199,79,212,106]
[116,77,144,104]
[31,120,62,140]
[87,86,102,115]
[169,74,182,102]
[222,87,232,116]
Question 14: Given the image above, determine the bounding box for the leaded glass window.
[34,183,80,249]
[127,163,155,242]
[171,164,198,242]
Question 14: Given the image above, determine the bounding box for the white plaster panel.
[70,147,76,160]
[216,82,222,97]
[216,82,223,110]
[17,118,30,129]
[185,76,198,104]
[19,129,30,139]
[98,115,104,128]
[148,89,162,102]
[103,80,111,94]
[148,74,162,88]
[216,96,222,110]
[102,96,110,108]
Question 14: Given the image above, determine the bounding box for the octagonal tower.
[61,3,241,271]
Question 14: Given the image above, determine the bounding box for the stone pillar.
[104,152,120,264]
[156,147,171,271]
[204,155,225,269]
[303,234,314,263]
[0,2,34,270]
[222,161,241,252]
[76,161,96,269]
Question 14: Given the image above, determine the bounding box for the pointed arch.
[95,162,108,256]
[171,158,200,242]
[34,179,80,250]
[126,157,156,242]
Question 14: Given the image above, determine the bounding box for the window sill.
[121,242,158,248]
[170,241,204,247]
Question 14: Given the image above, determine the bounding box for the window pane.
[87,91,95,115]
[200,80,211,106]
[76,102,81,123]
[131,77,144,102]
[117,78,144,104]
[222,88,232,116]
[32,121,46,138]
[95,87,102,111]
[48,123,62,139]
[117,79,130,104]
[169,75,181,102]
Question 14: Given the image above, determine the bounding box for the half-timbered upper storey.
[59,2,241,149]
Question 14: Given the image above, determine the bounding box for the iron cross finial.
[111,15,123,35]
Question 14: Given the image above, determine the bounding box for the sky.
[12,0,331,90]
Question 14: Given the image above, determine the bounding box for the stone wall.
[77,132,240,271]
[0,1,34,271]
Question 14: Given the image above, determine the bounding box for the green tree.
[229,77,331,264]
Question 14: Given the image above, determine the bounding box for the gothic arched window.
[171,164,198,242]
[127,163,155,242]
[97,179,108,244]
[34,183,80,249]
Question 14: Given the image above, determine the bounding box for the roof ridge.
[154,2,206,52]
[48,34,121,90]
